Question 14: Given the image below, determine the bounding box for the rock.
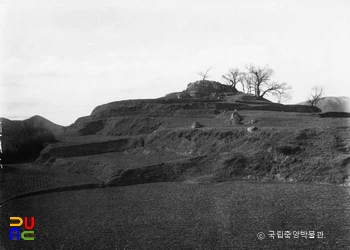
[191,122,203,129]
[189,91,200,98]
[230,110,243,124]
[247,118,259,124]
[177,92,192,99]
[233,117,243,124]
[247,126,258,133]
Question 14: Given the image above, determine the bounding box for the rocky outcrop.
[186,80,234,97]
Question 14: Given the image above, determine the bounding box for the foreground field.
[1,181,350,249]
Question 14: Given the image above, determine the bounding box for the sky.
[1,0,349,126]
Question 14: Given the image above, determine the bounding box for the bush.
[2,121,56,163]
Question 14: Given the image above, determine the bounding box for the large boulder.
[247,126,258,133]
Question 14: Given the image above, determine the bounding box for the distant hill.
[25,115,65,135]
[0,117,21,135]
[0,115,65,136]
[0,115,64,163]
[299,96,350,113]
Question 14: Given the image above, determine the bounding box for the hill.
[3,86,349,188]
[31,88,349,187]
[1,115,64,163]
[0,115,65,136]
[26,115,65,135]
[299,96,350,113]
[2,86,350,250]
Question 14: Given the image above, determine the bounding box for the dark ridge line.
[318,112,350,118]
[0,183,105,208]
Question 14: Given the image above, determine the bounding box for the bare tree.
[258,81,292,100]
[308,86,324,106]
[197,68,211,81]
[245,64,291,100]
[222,68,241,91]
[270,82,292,103]
[246,65,273,98]
[242,73,255,95]
[238,73,246,93]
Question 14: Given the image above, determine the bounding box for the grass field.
[1,181,350,249]
[0,164,102,203]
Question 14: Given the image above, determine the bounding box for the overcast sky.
[1,0,349,125]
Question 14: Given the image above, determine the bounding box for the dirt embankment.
[36,136,145,163]
[38,125,350,186]
[63,98,320,137]
[140,127,349,185]
[90,99,320,119]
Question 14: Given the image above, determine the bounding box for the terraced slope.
[33,108,350,187]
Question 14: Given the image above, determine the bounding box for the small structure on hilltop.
[164,80,239,100]
[186,80,233,98]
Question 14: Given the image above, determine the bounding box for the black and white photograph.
[1,0,350,249]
